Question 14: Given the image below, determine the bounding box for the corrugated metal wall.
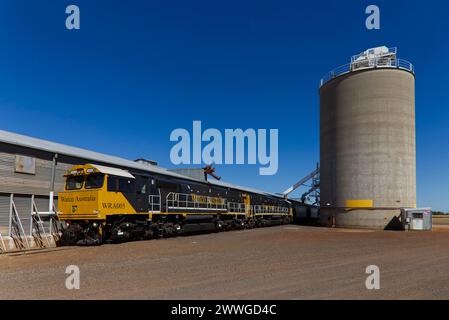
[0,152,71,196]
[0,147,71,236]
[13,195,32,235]
[0,194,10,235]
[0,194,57,237]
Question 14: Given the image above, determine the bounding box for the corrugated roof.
[0,129,189,178]
[0,129,283,199]
[209,180,281,198]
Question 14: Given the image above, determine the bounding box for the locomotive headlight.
[92,222,98,228]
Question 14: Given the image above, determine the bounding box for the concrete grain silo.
[319,47,416,229]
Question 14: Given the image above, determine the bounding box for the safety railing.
[30,195,53,248]
[320,58,414,87]
[149,195,161,212]
[252,205,290,215]
[31,197,60,242]
[166,192,227,211]
[227,202,247,214]
[0,232,6,253]
[0,193,60,253]
[9,194,31,250]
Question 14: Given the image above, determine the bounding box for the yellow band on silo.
[345,200,373,208]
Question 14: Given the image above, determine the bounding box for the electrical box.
[403,208,432,231]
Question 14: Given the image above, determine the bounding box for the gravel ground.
[2,225,449,300]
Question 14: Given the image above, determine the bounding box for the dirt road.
[1,225,449,299]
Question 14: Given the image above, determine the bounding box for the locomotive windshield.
[66,176,84,190]
[85,173,105,189]
[65,173,105,190]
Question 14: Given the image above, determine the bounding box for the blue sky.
[0,0,448,210]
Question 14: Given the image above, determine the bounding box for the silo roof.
[320,46,414,87]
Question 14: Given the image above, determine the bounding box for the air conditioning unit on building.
[403,208,432,231]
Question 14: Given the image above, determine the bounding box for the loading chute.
[282,164,320,206]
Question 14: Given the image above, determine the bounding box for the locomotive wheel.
[60,223,83,246]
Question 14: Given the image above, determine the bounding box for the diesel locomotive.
[58,163,296,245]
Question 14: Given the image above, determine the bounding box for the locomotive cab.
[58,164,147,245]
